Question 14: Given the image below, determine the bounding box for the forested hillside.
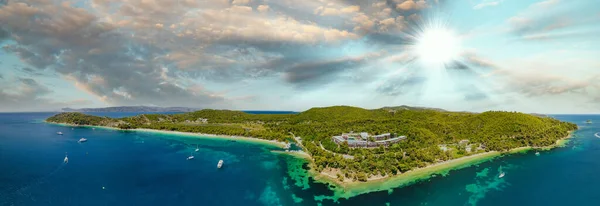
[47,106,577,181]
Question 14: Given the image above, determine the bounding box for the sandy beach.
[48,120,575,200]
[307,130,576,199]
[47,122,288,149]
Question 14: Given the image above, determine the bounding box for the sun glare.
[414,26,461,66]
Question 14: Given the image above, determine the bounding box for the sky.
[0,0,599,113]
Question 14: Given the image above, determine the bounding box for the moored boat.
[57,132,63,135]
[217,160,224,168]
[499,172,505,178]
[78,138,87,143]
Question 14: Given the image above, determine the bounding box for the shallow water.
[1,113,599,205]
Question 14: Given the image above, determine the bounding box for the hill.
[47,105,577,183]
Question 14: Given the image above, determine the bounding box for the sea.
[0,113,599,206]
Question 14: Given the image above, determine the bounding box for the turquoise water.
[1,113,599,205]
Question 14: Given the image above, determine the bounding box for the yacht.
[78,138,88,143]
[57,132,63,135]
[195,145,199,152]
[64,154,69,163]
[535,151,540,156]
[498,172,505,178]
[187,152,194,160]
[217,160,224,168]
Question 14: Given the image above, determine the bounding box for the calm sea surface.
[0,113,599,206]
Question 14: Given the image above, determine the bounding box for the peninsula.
[46,106,577,197]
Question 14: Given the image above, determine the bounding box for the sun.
[414,26,462,66]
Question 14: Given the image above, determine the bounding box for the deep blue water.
[1,113,599,206]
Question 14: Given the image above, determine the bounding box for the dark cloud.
[0,0,225,108]
[445,61,470,71]
[0,28,8,41]
[377,75,426,96]
[19,67,43,76]
[283,53,378,89]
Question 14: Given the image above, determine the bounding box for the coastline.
[309,130,576,200]
[48,120,576,200]
[46,122,288,149]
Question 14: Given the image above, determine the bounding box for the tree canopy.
[47,106,577,181]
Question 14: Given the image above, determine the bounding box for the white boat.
[195,145,199,152]
[499,172,505,178]
[64,154,69,163]
[187,152,194,160]
[57,132,63,135]
[595,132,600,138]
[217,160,224,168]
[535,151,540,156]
[78,138,87,143]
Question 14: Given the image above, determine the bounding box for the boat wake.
[0,161,67,204]
[595,132,600,138]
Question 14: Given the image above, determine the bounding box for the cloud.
[377,75,426,96]
[396,0,428,11]
[0,28,8,41]
[257,5,269,13]
[283,52,382,89]
[506,0,599,41]
[0,0,225,108]
[484,67,600,98]
[473,1,501,10]
[0,78,91,112]
[314,5,360,16]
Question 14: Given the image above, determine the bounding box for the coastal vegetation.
[46,106,577,184]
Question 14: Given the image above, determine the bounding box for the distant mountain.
[529,113,549,118]
[380,105,448,112]
[61,106,199,113]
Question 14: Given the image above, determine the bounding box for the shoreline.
[309,130,576,199]
[48,120,575,199]
[46,122,288,149]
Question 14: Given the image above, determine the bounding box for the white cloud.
[473,1,501,10]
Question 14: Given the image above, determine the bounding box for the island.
[46,106,578,199]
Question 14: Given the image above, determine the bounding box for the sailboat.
[498,172,505,178]
[187,152,194,160]
[195,145,199,152]
[78,138,88,143]
[64,153,69,164]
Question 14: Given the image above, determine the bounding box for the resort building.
[332,132,407,148]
